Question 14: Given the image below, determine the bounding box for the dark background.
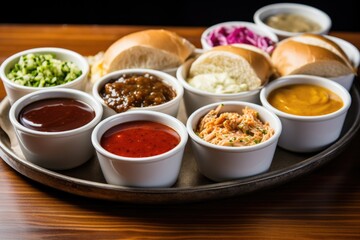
[1,0,358,31]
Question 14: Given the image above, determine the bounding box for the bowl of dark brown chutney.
[92,69,184,118]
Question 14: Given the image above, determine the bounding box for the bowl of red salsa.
[9,88,103,170]
[91,111,188,188]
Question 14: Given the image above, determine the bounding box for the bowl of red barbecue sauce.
[91,111,188,188]
[9,88,103,170]
[18,98,95,132]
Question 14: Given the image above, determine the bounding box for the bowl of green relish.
[0,47,89,105]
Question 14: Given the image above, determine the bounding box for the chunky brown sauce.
[19,98,95,132]
[100,73,176,113]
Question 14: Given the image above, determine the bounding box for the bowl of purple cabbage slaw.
[201,21,278,54]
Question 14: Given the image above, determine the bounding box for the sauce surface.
[265,13,321,33]
[19,98,95,132]
[101,121,180,158]
[268,84,343,116]
[100,73,176,113]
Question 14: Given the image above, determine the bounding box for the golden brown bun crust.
[271,35,355,77]
[209,45,273,83]
[299,33,349,59]
[102,29,195,73]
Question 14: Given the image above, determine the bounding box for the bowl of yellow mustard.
[254,3,331,39]
[260,75,351,153]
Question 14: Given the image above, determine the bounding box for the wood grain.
[1,24,360,239]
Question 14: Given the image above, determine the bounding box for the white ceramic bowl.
[326,35,360,91]
[254,3,331,39]
[92,68,184,118]
[176,58,265,116]
[91,111,188,188]
[201,21,278,51]
[186,101,282,182]
[9,88,103,170]
[162,67,178,77]
[260,75,351,153]
[0,47,89,105]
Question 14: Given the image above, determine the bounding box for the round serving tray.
[1,82,360,204]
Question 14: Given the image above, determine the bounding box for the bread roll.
[90,29,195,82]
[271,33,356,77]
[187,44,273,93]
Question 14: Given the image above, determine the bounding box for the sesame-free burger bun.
[104,29,194,71]
[90,29,195,82]
[189,44,273,90]
[271,33,356,77]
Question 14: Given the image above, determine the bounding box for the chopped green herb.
[229,137,237,143]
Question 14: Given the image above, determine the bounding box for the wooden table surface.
[1,24,360,239]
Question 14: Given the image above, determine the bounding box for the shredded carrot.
[196,105,274,146]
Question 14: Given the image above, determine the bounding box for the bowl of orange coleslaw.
[186,101,282,182]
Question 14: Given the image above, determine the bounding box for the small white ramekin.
[9,88,103,170]
[177,58,266,116]
[254,3,331,40]
[186,101,281,182]
[260,75,351,153]
[0,47,89,105]
[92,68,184,118]
[91,111,188,187]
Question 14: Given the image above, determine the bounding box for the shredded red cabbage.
[207,26,275,54]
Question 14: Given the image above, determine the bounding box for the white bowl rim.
[92,68,184,113]
[253,3,332,37]
[260,75,351,121]
[9,88,103,136]
[0,47,89,90]
[326,35,360,68]
[91,111,188,163]
[201,21,279,49]
[186,101,282,152]
[176,59,265,98]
